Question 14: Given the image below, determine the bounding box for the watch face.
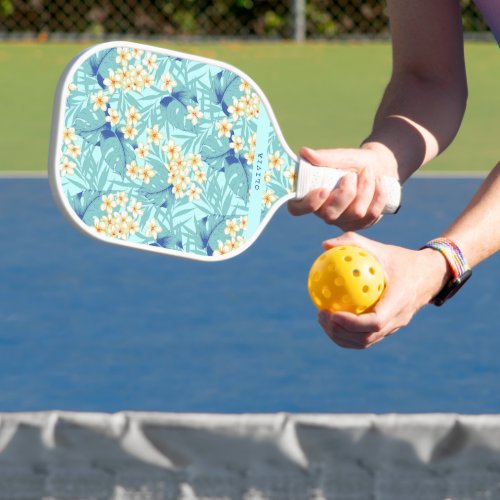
[432,269,472,306]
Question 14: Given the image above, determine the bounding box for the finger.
[316,172,357,224]
[331,167,376,229]
[365,176,387,220]
[319,311,372,349]
[288,188,330,216]
[322,231,369,250]
[300,147,371,170]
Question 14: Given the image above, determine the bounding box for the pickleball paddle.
[49,41,401,261]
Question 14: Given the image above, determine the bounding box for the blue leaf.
[74,109,109,145]
[201,136,231,171]
[157,90,197,131]
[224,154,250,201]
[100,130,136,178]
[85,48,117,89]
[67,190,103,221]
[195,214,226,252]
[150,233,183,250]
[140,185,175,209]
[212,70,240,115]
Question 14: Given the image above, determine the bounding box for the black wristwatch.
[421,238,472,307]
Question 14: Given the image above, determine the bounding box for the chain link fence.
[0,0,491,40]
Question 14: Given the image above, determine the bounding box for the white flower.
[139,164,156,184]
[135,142,149,159]
[262,189,277,208]
[127,198,144,218]
[284,167,297,187]
[100,194,116,213]
[146,124,162,145]
[172,184,184,199]
[187,184,202,201]
[160,72,177,93]
[215,118,232,138]
[121,123,138,140]
[105,108,120,126]
[125,106,142,125]
[224,218,239,238]
[244,150,254,165]
[162,140,181,161]
[239,79,252,94]
[116,47,131,66]
[62,127,76,145]
[145,218,161,239]
[268,151,284,171]
[103,70,122,94]
[229,135,243,153]
[227,97,246,122]
[126,161,140,180]
[194,170,207,184]
[131,48,144,60]
[186,105,203,125]
[213,241,230,256]
[67,143,81,158]
[91,90,108,112]
[116,191,129,207]
[59,157,75,176]
[187,153,203,170]
[142,52,158,72]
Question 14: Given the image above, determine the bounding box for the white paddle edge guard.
[296,158,402,214]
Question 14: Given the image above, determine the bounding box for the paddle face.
[49,41,298,262]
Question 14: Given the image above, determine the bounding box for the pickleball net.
[1,411,500,499]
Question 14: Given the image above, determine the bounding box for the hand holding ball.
[308,245,385,314]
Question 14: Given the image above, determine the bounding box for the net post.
[293,0,306,42]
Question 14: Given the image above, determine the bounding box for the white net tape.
[0,412,500,499]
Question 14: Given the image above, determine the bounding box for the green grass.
[0,41,497,173]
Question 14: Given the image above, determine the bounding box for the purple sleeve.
[473,0,500,45]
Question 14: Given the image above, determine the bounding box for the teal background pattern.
[57,43,297,258]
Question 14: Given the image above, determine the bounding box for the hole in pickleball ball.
[322,286,332,299]
[362,285,369,293]
[356,306,366,314]
[313,271,321,282]
[327,264,335,272]
[359,251,366,257]
[334,277,344,287]
[369,267,375,275]
[352,269,360,277]
[342,295,351,304]
[378,284,382,291]
[313,294,323,307]
[344,256,352,262]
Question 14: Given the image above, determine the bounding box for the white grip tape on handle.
[295,159,401,214]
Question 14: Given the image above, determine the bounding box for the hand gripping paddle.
[49,41,401,262]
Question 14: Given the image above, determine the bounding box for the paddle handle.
[295,158,401,214]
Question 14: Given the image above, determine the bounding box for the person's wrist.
[417,248,453,303]
[361,141,399,179]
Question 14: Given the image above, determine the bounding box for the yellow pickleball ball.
[308,245,385,315]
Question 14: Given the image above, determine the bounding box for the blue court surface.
[0,176,499,413]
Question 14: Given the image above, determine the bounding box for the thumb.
[300,147,368,170]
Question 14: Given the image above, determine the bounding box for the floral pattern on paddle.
[56,43,296,259]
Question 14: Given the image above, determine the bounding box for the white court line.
[0,171,48,178]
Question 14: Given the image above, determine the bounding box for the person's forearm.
[361,0,467,183]
[441,162,500,267]
[362,73,467,182]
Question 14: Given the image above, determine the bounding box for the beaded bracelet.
[420,237,472,306]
